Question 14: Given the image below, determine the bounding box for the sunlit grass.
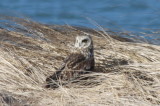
[0,16,160,105]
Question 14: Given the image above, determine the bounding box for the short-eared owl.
[45,35,95,88]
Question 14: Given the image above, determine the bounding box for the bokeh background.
[0,0,160,44]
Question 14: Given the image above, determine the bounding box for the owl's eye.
[82,39,88,43]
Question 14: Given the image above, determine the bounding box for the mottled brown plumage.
[45,35,94,88]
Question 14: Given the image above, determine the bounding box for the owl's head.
[74,35,94,58]
[74,35,93,49]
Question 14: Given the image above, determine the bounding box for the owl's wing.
[45,53,95,88]
[46,53,86,81]
[64,53,86,70]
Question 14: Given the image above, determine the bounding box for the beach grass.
[0,16,160,106]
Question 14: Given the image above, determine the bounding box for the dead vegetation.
[0,16,160,106]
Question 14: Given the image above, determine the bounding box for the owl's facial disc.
[75,36,91,49]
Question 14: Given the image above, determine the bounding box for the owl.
[45,35,95,88]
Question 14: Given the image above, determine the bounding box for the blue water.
[0,0,160,43]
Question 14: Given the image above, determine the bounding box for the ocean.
[0,0,160,44]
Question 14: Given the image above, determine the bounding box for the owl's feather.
[45,53,94,88]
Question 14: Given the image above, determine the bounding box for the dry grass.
[0,16,160,106]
